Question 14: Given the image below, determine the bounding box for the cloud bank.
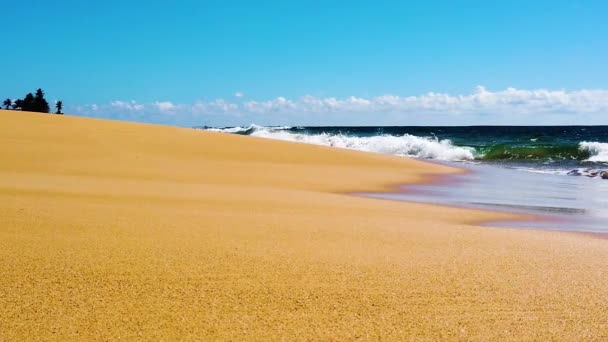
[70,87,608,127]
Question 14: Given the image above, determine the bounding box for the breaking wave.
[209,125,475,161]
[579,141,608,162]
[205,125,608,163]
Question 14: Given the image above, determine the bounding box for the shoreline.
[363,158,608,235]
[353,171,542,234]
[2,110,608,339]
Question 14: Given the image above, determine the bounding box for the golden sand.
[1,109,607,340]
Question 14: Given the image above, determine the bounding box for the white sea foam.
[580,141,608,162]
[511,167,571,175]
[206,126,250,133]
[206,124,261,133]
[219,126,476,161]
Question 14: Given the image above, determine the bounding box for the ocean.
[206,125,608,233]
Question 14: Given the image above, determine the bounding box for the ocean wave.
[235,126,476,161]
[579,141,608,162]
[205,125,608,164]
[206,126,253,134]
[206,124,286,135]
[478,144,587,161]
[477,142,608,162]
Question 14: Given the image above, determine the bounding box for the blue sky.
[2,0,608,126]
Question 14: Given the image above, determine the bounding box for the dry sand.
[1,109,607,340]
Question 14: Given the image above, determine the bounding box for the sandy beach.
[1,109,608,339]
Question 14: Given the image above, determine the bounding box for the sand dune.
[1,110,607,339]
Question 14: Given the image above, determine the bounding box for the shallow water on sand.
[366,162,608,233]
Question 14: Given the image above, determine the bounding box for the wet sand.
[1,109,607,339]
[366,161,608,233]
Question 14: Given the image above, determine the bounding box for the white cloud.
[154,101,175,112]
[71,87,608,126]
[234,92,244,98]
[244,96,295,113]
[111,100,143,111]
[208,99,238,112]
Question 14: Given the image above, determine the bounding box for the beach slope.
[1,110,607,339]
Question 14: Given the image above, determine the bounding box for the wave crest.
[479,144,585,160]
[206,124,284,135]
[243,127,475,161]
[206,126,608,164]
[580,141,608,162]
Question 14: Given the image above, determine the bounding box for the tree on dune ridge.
[55,100,63,115]
[12,99,23,110]
[3,88,59,114]
[34,88,50,113]
[22,93,35,112]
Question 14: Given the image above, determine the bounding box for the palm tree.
[2,98,11,110]
[55,100,63,115]
[12,99,23,110]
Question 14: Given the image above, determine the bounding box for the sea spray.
[204,125,608,171]
[579,141,608,162]
[245,127,476,161]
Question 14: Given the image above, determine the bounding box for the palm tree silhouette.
[2,98,11,110]
[12,99,23,110]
